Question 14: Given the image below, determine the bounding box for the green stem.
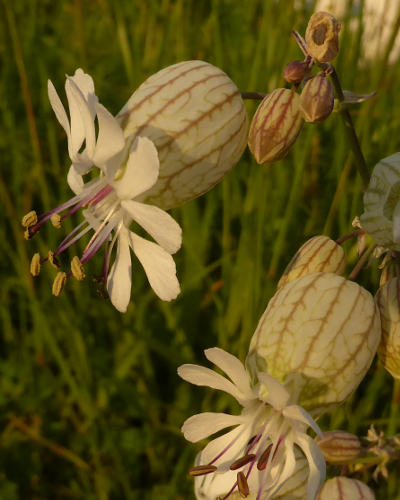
[323,64,370,189]
[388,378,400,436]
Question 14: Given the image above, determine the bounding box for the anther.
[30,253,41,276]
[24,228,33,240]
[230,454,256,470]
[237,471,250,497]
[257,444,273,470]
[188,465,218,477]
[22,210,38,228]
[71,256,85,281]
[48,250,61,268]
[52,272,67,296]
[51,213,62,228]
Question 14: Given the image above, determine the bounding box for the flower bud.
[247,273,381,415]
[375,278,400,379]
[305,12,341,63]
[360,152,400,251]
[283,60,308,84]
[317,477,375,500]
[117,61,249,209]
[248,88,303,164]
[316,431,361,465]
[278,236,346,289]
[299,74,334,123]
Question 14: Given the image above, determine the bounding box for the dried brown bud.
[283,60,308,84]
[248,88,303,164]
[317,477,375,500]
[299,74,334,123]
[305,11,341,63]
[316,431,361,465]
[278,235,346,289]
[375,278,400,379]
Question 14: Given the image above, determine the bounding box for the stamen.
[51,213,62,228]
[188,465,218,477]
[48,250,61,268]
[71,256,85,281]
[24,228,33,240]
[237,471,250,497]
[52,272,67,296]
[30,253,41,276]
[22,210,38,228]
[230,454,256,470]
[257,444,273,470]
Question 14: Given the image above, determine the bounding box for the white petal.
[67,166,84,194]
[393,200,400,243]
[201,424,252,470]
[92,102,125,167]
[48,80,71,139]
[177,364,250,405]
[294,434,326,500]
[182,412,244,442]
[122,200,182,254]
[204,348,254,401]
[70,68,97,117]
[65,77,95,158]
[257,372,290,410]
[129,232,180,301]
[107,229,132,313]
[283,405,322,436]
[113,136,160,200]
[269,436,296,493]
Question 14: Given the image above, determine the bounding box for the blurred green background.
[1,0,400,498]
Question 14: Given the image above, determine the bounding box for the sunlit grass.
[1,0,400,498]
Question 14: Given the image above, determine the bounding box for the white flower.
[24,69,182,312]
[178,348,326,500]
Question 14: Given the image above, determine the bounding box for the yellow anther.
[51,213,62,228]
[71,256,85,281]
[22,210,38,228]
[30,253,41,277]
[52,272,67,296]
[24,228,32,240]
[48,250,60,268]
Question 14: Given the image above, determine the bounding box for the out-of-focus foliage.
[1,0,400,498]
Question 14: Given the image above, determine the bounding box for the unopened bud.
[52,272,67,296]
[305,11,341,63]
[299,74,334,123]
[316,431,361,464]
[30,253,41,277]
[248,88,303,164]
[283,60,309,84]
[278,235,346,288]
[375,278,400,379]
[317,477,375,500]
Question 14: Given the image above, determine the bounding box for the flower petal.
[201,423,252,470]
[122,200,182,254]
[283,405,322,436]
[92,102,125,168]
[257,372,290,410]
[182,412,244,442]
[65,76,95,159]
[204,348,254,401]
[107,228,132,313]
[129,232,180,301]
[177,364,250,405]
[69,68,97,118]
[294,433,326,500]
[113,136,160,200]
[48,79,71,140]
[67,165,84,194]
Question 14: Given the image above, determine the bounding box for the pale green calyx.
[117,61,249,209]
[361,152,400,251]
[317,477,375,500]
[247,273,381,415]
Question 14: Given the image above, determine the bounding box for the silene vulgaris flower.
[22,69,182,312]
[178,348,326,500]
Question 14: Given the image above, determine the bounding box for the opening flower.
[178,348,326,499]
[22,69,182,312]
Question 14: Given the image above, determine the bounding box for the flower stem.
[322,64,370,189]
